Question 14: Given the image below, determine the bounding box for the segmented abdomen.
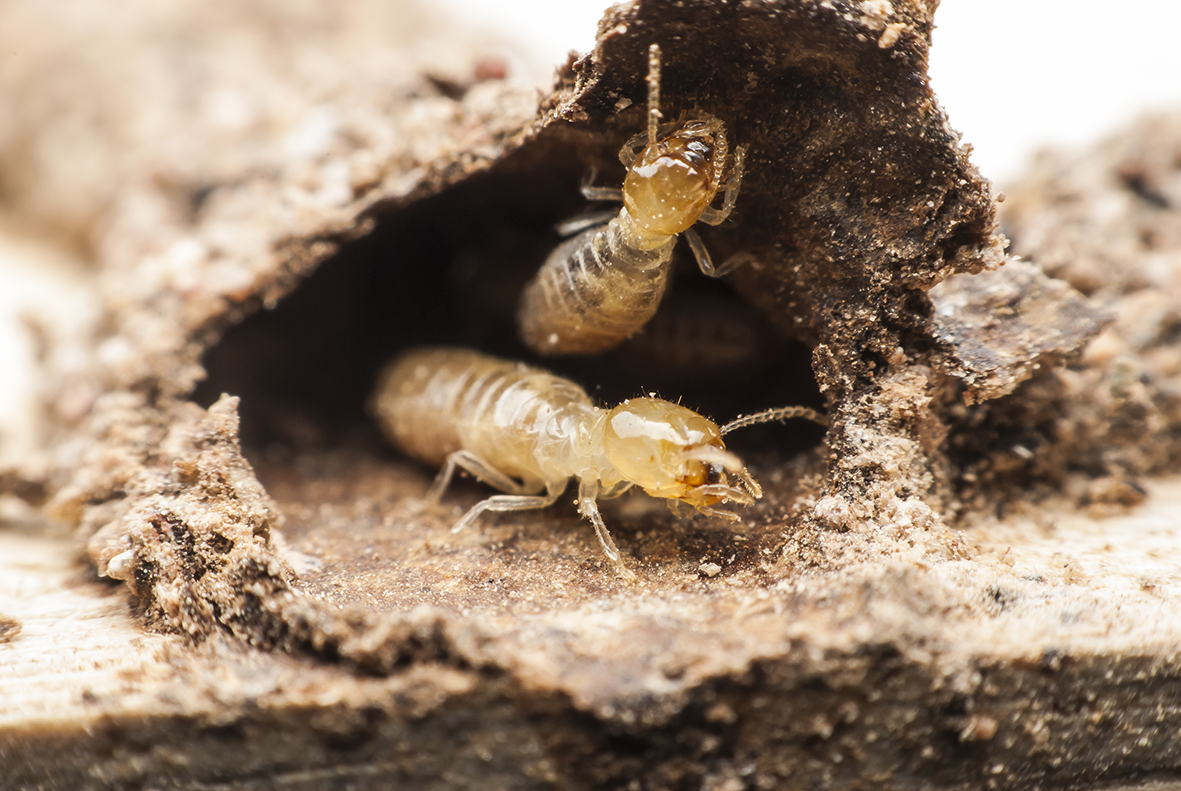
[517,215,675,355]
[371,347,593,486]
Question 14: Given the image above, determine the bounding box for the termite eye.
[683,146,708,168]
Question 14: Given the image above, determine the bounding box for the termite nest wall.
[18,1,1181,788]
[886,110,1181,523]
[943,111,1181,515]
[194,144,826,459]
[196,0,1009,535]
[37,0,1136,695]
[51,0,1023,644]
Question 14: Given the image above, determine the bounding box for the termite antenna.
[720,406,829,436]
[646,43,662,146]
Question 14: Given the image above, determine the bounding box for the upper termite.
[371,347,825,580]
[517,44,749,356]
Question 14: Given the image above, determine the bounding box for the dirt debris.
[5,0,1181,788]
[930,259,1110,405]
[942,110,1181,510]
[40,0,1014,644]
[0,614,20,643]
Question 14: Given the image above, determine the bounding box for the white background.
[439,0,1181,185]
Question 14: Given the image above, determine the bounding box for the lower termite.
[371,347,826,580]
[517,43,749,356]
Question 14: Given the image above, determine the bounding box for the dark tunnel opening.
[193,144,827,472]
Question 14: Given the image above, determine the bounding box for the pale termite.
[517,44,749,356]
[371,347,826,579]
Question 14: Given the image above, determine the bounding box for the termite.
[371,347,826,580]
[517,44,749,356]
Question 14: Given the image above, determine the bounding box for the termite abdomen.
[517,219,675,355]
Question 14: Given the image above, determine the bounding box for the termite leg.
[557,208,617,237]
[577,478,637,580]
[618,131,648,168]
[452,490,564,534]
[596,480,635,501]
[684,227,729,278]
[577,166,620,203]
[697,207,728,227]
[708,123,729,197]
[697,506,742,522]
[425,449,539,505]
[698,144,748,227]
[580,184,625,203]
[721,144,749,190]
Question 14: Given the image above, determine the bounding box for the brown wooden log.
[3,0,1181,788]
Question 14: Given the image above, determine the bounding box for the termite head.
[603,397,759,510]
[623,119,726,236]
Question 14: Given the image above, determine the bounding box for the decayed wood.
[3,0,1181,788]
[0,533,182,733]
[0,531,521,790]
[7,477,1181,789]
